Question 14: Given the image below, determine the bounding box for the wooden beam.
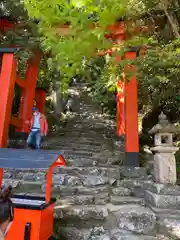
[16,75,26,88]
[17,52,41,132]
[0,53,17,147]
[124,51,139,166]
[10,116,22,128]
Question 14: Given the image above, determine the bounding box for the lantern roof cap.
[149,112,177,135]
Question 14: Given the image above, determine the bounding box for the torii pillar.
[124,51,139,166]
[110,22,139,166]
[35,88,47,114]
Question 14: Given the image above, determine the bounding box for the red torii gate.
[106,22,139,166]
[58,22,140,165]
[0,18,143,166]
[0,19,46,148]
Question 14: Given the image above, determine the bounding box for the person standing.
[26,107,48,150]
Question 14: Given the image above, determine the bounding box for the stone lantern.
[149,112,179,184]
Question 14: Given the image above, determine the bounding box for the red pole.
[0,53,17,147]
[124,51,139,166]
[18,53,41,132]
[35,88,46,114]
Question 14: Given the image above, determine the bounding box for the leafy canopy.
[24,0,150,91]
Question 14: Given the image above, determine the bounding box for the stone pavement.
[5,83,173,239]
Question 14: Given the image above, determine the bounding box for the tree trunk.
[52,71,64,117]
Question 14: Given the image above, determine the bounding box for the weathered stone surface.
[110,196,145,206]
[144,182,180,195]
[57,166,120,179]
[158,218,180,239]
[58,186,109,197]
[56,195,94,205]
[54,205,108,220]
[107,204,156,234]
[65,175,83,186]
[145,190,180,209]
[120,179,152,198]
[152,151,177,184]
[120,167,147,180]
[94,193,109,205]
[82,175,115,187]
[111,187,132,197]
[111,234,167,240]
[90,227,111,240]
[90,234,111,240]
[57,227,91,240]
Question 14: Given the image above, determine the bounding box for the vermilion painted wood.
[124,52,139,153]
[0,19,15,31]
[0,53,17,147]
[16,75,26,88]
[35,89,46,114]
[17,52,41,132]
[10,116,22,128]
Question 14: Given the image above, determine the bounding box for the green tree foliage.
[24,0,152,92]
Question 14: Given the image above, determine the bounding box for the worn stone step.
[145,190,180,210]
[157,218,180,239]
[54,204,108,221]
[4,178,109,196]
[55,225,169,240]
[54,204,156,235]
[52,174,117,187]
[119,167,147,180]
[110,196,145,205]
[44,138,104,144]
[4,166,120,180]
[59,186,109,197]
[56,192,109,206]
[4,167,146,183]
[120,179,152,198]
[57,166,120,179]
[111,187,132,196]
[4,173,116,188]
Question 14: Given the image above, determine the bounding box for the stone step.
[111,187,132,196]
[57,192,109,206]
[55,225,170,240]
[110,196,145,206]
[54,204,156,235]
[120,179,152,198]
[157,218,180,239]
[4,173,117,188]
[119,167,147,180]
[4,167,146,182]
[4,178,110,196]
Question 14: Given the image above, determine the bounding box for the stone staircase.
[5,84,171,239]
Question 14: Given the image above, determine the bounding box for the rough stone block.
[119,167,147,179]
[56,195,94,205]
[120,179,152,198]
[55,205,108,220]
[145,190,180,209]
[144,182,180,196]
[57,227,91,240]
[158,218,180,239]
[110,196,144,206]
[107,204,156,235]
[82,175,113,187]
[94,193,109,205]
[153,152,177,184]
[111,187,132,197]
